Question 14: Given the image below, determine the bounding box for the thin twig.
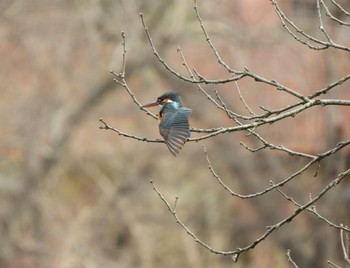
[152,166,350,261]
[274,182,350,232]
[203,145,317,199]
[270,0,350,52]
[330,0,350,17]
[286,249,299,268]
[99,118,163,143]
[110,32,158,120]
[327,260,342,268]
[244,130,317,159]
[340,224,350,264]
[317,0,333,43]
[213,89,243,121]
[309,73,350,99]
[244,69,310,102]
[193,0,237,74]
[320,0,350,26]
[150,180,235,256]
[140,13,244,85]
[234,81,256,116]
[204,140,350,199]
[177,45,195,79]
[188,99,350,142]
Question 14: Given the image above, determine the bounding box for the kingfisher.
[141,92,192,156]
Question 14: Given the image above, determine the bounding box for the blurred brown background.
[0,0,349,267]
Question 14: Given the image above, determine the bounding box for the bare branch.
[234,81,256,116]
[104,2,350,264]
[193,0,237,74]
[244,128,316,159]
[120,31,127,77]
[230,168,350,261]
[330,0,350,17]
[286,249,299,268]
[320,0,350,26]
[203,144,316,199]
[110,32,158,120]
[204,140,350,200]
[152,171,350,262]
[213,89,242,121]
[99,118,163,144]
[327,260,342,268]
[310,73,350,99]
[340,224,350,264]
[270,0,350,52]
[317,0,334,43]
[187,99,317,141]
[177,45,195,79]
[271,0,329,50]
[150,180,234,256]
[274,182,350,232]
[140,12,246,85]
[244,69,310,102]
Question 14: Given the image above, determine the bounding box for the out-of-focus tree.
[102,0,350,267]
[0,0,349,267]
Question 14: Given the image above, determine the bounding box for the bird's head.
[141,92,183,109]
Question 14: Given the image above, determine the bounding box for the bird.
[141,92,192,156]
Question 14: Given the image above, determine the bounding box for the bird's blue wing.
[159,107,192,156]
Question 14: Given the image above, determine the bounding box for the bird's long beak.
[141,101,160,108]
